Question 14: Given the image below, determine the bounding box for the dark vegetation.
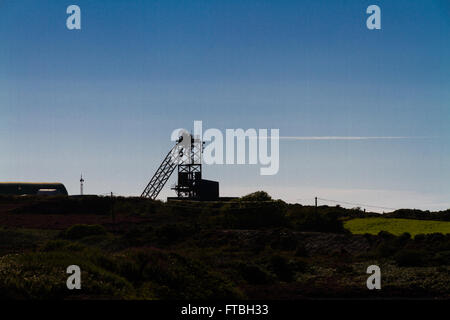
[0,192,449,299]
[386,209,450,221]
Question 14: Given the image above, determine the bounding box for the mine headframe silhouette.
[141,132,219,201]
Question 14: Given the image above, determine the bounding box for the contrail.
[279,136,417,141]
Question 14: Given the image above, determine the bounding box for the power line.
[316,197,397,211]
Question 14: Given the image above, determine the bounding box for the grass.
[344,217,450,237]
[0,227,58,255]
[1,196,450,299]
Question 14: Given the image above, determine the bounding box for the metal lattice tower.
[141,132,194,200]
[172,135,203,198]
[141,142,184,199]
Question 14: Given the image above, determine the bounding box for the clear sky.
[1,0,449,211]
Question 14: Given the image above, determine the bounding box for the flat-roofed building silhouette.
[0,182,68,196]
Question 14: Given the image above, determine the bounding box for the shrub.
[378,231,396,240]
[12,196,111,215]
[240,191,272,202]
[114,197,163,216]
[424,233,446,242]
[115,248,244,299]
[0,250,132,299]
[59,224,107,240]
[155,223,193,245]
[398,232,412,242]
[291,210,346,233]
[0,228,39,253]
[375,233,411,258]
[268,255,294,282]
[394,249,427,267]
[122,225,155,246]
[290,258,309,273]
[42,240,86,252]
[238,263,272,285]
[219,201,287,229]
[270,231,298,251]
[376,242,398,258]
[335,264,354,274]
[294,244,309,257]
[414,234,426,241]
[433,251,450,265]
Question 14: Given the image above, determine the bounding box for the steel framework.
[172,135,203,198]
[141,133,203,200]
[141,139,185,199]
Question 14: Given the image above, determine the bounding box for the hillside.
[0,193,449,299]
[345,218,450,237]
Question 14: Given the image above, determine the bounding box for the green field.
[344,217,450,237]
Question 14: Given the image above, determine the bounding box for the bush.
[0,250,132,299]
[290,210,346,233]
[268,255,294,282]
[240,191,272,202]
[270,231,298,251]
[42,240,86,252]
[335,264,354,274]
[414,234,426,241]
[122,225,154,246]
[59,224,107,240]
[219,201,287,229]
[0,228,40,254]
[398,232,412,243]
[294,244,309,257]
[433,251,450,265]
[2,245,244,300]
[377,231,396,240]
[394,249,427,267]
[115,248,244,299]
[376,242,399,258]
[155,223,194,245]
[375,232,411,258]
[386,209,450,221]
[424,233,446,242]
[290,258,309,273]
[238,263,272,285]
[12,196,111,215]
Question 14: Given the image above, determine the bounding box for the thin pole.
[315,197,317,214]
[80,174,84,196]
[111,192,115,226]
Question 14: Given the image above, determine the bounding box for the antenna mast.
[80,174,84,196]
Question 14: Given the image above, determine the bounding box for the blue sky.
[1,0,449,211]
